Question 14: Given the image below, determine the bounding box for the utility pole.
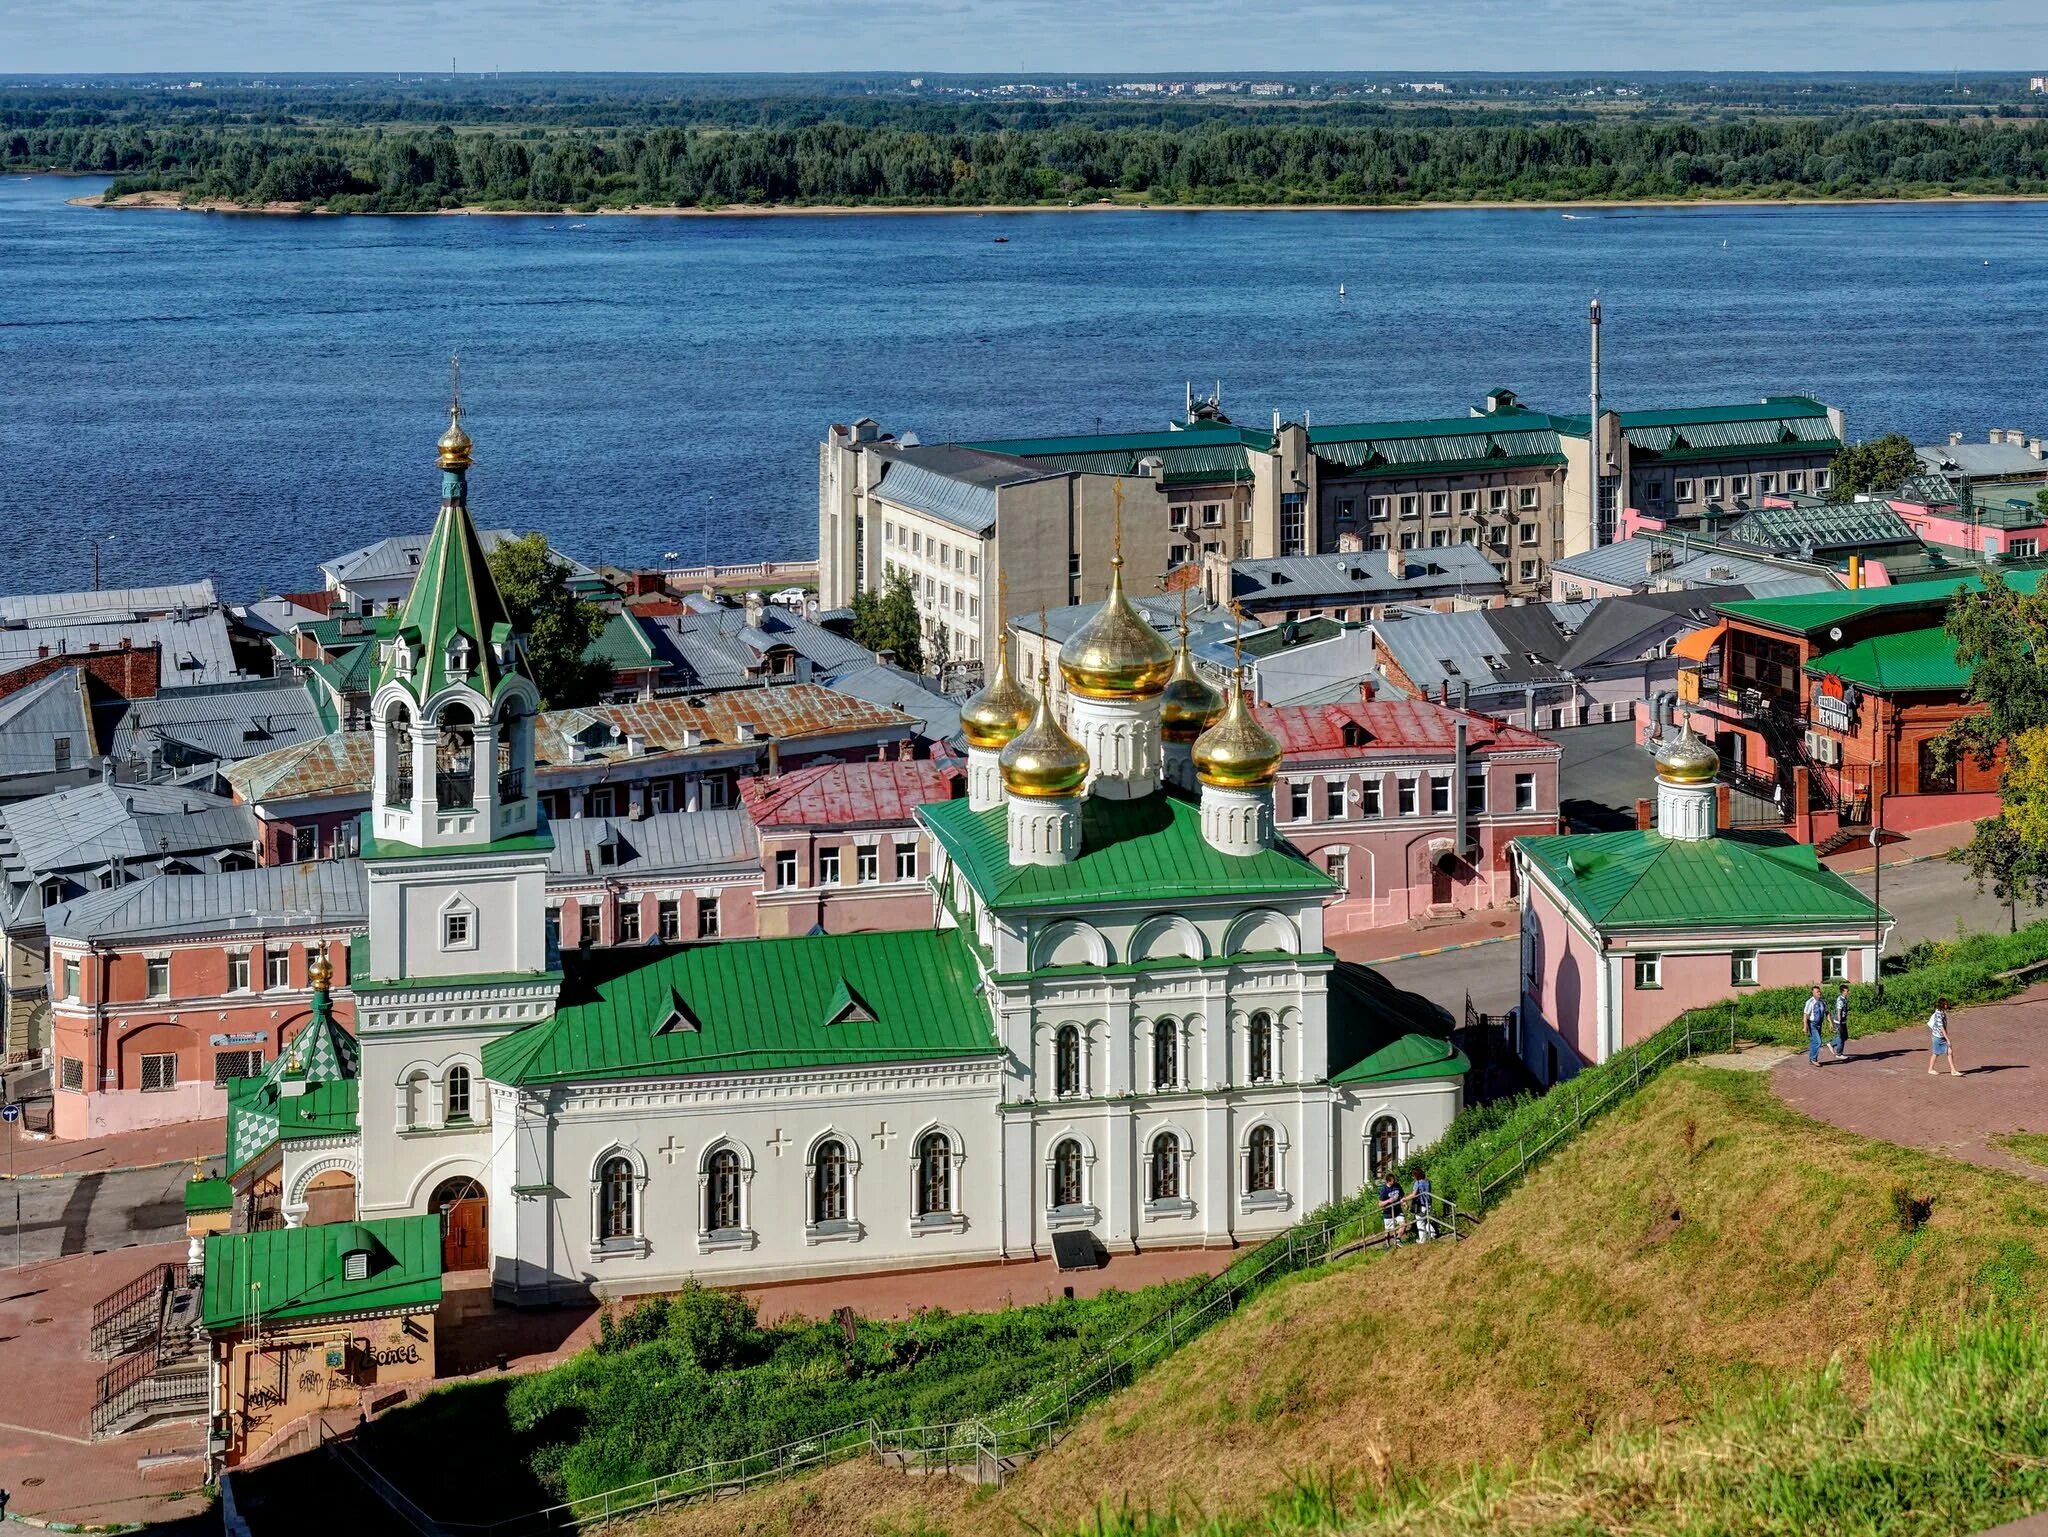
[1871,805,1885,1004]
[1589,297,1607,546]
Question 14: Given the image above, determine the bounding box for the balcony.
[497,767,526,804]
[385,764,413,808]
[436,771,475,810]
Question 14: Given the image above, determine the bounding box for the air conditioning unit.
[1803,729,1841,766]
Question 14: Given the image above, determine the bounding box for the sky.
[4,0,2046,75]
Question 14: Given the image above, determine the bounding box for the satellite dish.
[1828,626,1843,642]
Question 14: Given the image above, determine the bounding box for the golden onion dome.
[1655,720,1719,785]
[1000,665,1090,799]
[959,632,1037,751]
[309,951,334,992]
[1159,617,1225,744]
[437,404,474,471]
[1193,671,1283,790]
[1059,555,1175,700]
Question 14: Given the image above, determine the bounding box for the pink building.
[43,864,364,1139]
[740,760,963,937]
[1512,725,1886,1085]
[545,808,763,951]
[1260,700,1562,932]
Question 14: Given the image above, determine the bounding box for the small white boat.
[1337,283,1346,298]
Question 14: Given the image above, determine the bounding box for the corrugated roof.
[1716,569,2047,637]
[870,445,1057,534]
[481,928,998,1086]
[740,760,963,829]
[545,808,757,880]
[1519,826,1881,930]
[920,792,1333,912]
[203,1214,440,1331]
[45,860,366,942]
[0,582,219,627]
[1805,626,1969,694]
[1259,700,1555,758]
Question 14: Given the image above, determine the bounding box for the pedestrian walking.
[1830,982,1850,1061]
[1803,985,1828,1067]
[1409,1169,1436,1244]
[1378,1172,1406,1245]
[1927,997,1962,1076]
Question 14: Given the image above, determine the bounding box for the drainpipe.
[92,941,111,1113]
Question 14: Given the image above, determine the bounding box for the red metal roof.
[1257,700,1557,759]
[740,760,965,829]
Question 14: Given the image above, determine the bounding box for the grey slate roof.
[868,445,1057,535]
[0,670,98,779]
[1229,546,1503,606]
[820,661,962,746]
[0,613,246,690]
[45,860,367,943]
[0,583,220,628]
[545,808,757,881]
[100,677,328,778]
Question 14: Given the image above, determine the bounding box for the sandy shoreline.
[60,186,2048,218]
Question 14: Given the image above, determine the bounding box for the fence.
[91,1260,181,1358]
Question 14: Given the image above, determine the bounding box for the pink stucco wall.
[1524,889,1603,1072]
[1612,942,1871,1047]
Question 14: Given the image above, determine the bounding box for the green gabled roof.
[1716,569,2047,637]
[1518,827,1882,931]
[584,610,658,670]
[481,929,999,1087]
[1805,626,1969,694]
[203,1214,441,1332]
[228,1078,360,1173]
[1326,963,1468,1085]
[921,791,1335,912]
[1309,410,1567,480]
[381,493,523,704]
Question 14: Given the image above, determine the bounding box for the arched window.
[385,703,413,806]
[1153,1019,1179,1091]
[814,1139,848,1224]
[1149,1133,1182,1202]
[400,1069,430,1131]
[915,1132,952,1216]
[1051,1138,1084,1208]
[1055,1025,1082,1097]
[600,1156,635,1239]
[436,704,475,809]
[706,1148,742,1232]
[1248,1012,1276,1083]
[1368,1116,1402,1182]
[444,1065,472,1125]
[495,699,528,804]
[1246,1125,1277,1194]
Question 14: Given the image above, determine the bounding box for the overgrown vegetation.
[359,1276,1204,1520]
[12,114,2048,211]
[1824,430,1921,500]
[1942,571,2048,910]
[485,531,608,708]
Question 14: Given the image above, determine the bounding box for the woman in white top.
[1927,997,1962,1077]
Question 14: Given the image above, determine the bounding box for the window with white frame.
[1245,1125,1278,1193]
[1703,477,1723,500]
[1459,490,1477,513]
[705,1147,744,1233]
[226,951,250,993]
[618,902,641,943]
[1149,1132,1183,1202]
[915,1131,953,1216]
[1398,777,1418,816]
[1050,1138,1085,1209]
[857,846,879,885]
[895,843,918,881]
[1055,1024,1083,1096]
[818,847,841,884]
[1152,1018,1179,1091]
[697,896,720,937]
[1634,952,1662,989]
[1675,478,1696,502]
[812,1140,850,1224]
[62,956,80,1000]
[599,1155,637,1240]
[1429,491,1448,515]
[1489,489,1508,512]
[1288,781,1310,820]
[1430,775,1452,815]
[658,899,680,942]
[1369,496,1390,521]
[1758,472,1778,495]
[145,955,170,998]
[1515,772,1536,811]
[265,946,290,990]
[1325,848,1348,889]
[1731,950,1758,987]
[1519,486,1538,509]
[775,850,798,888]
[1324,780,1345,819]
[443,906,473,950]
[445,1065,474,1123]
[1822,947,1848,981]
[1360,779,1382,817]
[1399,494,1418,519]
[1248,1011,1277,1083]
[1465,772,1487,813]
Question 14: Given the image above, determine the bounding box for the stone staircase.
[91,1269,210,1439]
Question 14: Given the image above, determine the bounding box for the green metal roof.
[966,425,1267,486]
[920,791,1334,913]
[1326,963,1469,1085]
[584,611,657,670]
[1518,827,1882,932]
[379,488,526,705]
[228,1079,360,1173]
[481,928,999,1087]
[1616,396,1832,429]
[1716,569,2047,637]
[1309,410,1567,480]
[202,1214,442,1332]
[1805,626,1970,694]
[185,1176,232,1216]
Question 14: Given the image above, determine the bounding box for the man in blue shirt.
[1803,986,1827,1067]
[1409,1169,1435,1243]
[1831,982,1851,1061]
[1378,1175,1405,1244]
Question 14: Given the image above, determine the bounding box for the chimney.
[2032,438,2044,460]
[36,644,48,659]
[679,725,703,748]
[767,736,781,777]
[100,755,115,785]
[625,732,646,757]
[875,648,896,668]
[1949,430,1963,446]
[1453,717,1470,857]
[1357,678,1376,702]
[744,591,765,628]
[1438,679,1450,703]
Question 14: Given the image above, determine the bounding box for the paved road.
[1375,849,2047,1026]
[1,1162,193,1269]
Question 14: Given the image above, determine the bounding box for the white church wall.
[364,851,551,982]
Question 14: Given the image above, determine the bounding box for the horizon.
[5,0,2046,76]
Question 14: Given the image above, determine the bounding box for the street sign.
[0,1103,19,1123]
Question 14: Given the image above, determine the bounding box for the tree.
[1939,570,2048,909]
[1826,432,1922,501]
[486,533,609,708]
[849,570,924,673]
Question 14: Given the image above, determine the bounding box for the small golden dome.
[437,404,473,471]
[1159,616,1225,744]
[1000,664,1089,799]
[1656,720,1719,785]
[1059,555,1175,700]
[959,632,1037,751]
[1193,671,1283,790]
[309,951,334,991]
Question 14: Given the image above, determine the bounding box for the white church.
[224,407,1466,1302]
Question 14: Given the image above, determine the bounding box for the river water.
[5,174,2046,597]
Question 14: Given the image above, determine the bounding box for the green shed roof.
[1805,626,1970,694]
[481,928,999,1087]
[1715,569,2047,637]
[203,1214,441,1332]
[185,1176,232,1216]
[920,792,1335,913]
[1518,827,1882,932]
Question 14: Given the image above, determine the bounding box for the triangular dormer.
[654,987,703,1035]
[821,980,877,1027]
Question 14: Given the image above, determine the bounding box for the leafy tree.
[1939,570,2048,908]
[486,532,609,708]
[1826,433,1922,501]
[850,570,924,672]
[2035,486,2048,519]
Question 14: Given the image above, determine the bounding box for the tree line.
[10,115,2048,211]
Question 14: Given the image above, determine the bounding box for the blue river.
[5,174,2047,597]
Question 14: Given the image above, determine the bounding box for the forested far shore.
[12,116,2048,212]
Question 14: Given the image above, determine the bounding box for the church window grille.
[435,704,476,810]
[1055,1025,1083,1097]
[814,1141,848,1223]
[706,1149,743,1232]
[445,1066,472,1125]
[916,1132,952,1216]
[600,1156,635,1240]
[1246,1126,1277,1194]
[385,704,413,806]
[1368,1116,1401,1182]
[1051,1139,1084,1208]
[1248,1012,1276,1083]
[1149,1134,1182,1202]
[1153,1020,1179,1091]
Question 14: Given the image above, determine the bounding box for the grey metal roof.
[0,669,97,779]
[322,529,597,587]
[1553,587,1746,672]
[820,661,962,746]
[0,582,220,628]
[643,602,877,691]
[1917,438,2048,483]
[1374,602,1598,695]
[870,445,1056,535]
[545,808,757,881]
[1232,546,1502,604]
[0,781,259,925]
[100,677,328,777]
[0,612,246,690]
[45,859,367,943]
[1551,536,1842,596]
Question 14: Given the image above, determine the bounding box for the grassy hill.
[625,1067,2048,1536]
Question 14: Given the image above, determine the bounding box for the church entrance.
[302,1169,358,1227]
[432,1177,488,1272]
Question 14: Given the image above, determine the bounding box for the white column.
[967,745,1004,812]
[1200,783,1274,857]
[1007,793,1082,866]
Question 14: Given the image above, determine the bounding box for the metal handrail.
[91,1261,178,1356]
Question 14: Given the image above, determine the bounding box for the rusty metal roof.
[1259,700,1558,759]
[740,760,965,829]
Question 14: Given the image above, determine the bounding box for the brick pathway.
[2,1116,224,1180]
[1771,986,2048,1185]
[1330,909,1518,965]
